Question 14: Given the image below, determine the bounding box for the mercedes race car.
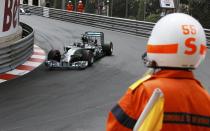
[45,31,113,70]
[20,8,31,15]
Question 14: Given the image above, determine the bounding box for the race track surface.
[0,15,209,131]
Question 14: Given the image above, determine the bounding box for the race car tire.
[102,42,113,56]
[48,50,61,62]
[83,50,94,66]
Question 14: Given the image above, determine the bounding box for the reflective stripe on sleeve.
[111,104,137,129]
[164,112,210,128]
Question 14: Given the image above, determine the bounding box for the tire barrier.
[22,4,210,47]
[0,23,34,73]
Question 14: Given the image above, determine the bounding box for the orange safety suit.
[77,3,84,12]
[66,3,73,12]
[106,70,210,131]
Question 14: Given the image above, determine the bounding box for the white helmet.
[79,0,82,3]
[145,13,207,69]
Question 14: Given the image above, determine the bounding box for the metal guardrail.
[0,23,34,73]
[22,4,43,16]
[205,29,210,48]
[48,8,155,37]
[22,5,210,47]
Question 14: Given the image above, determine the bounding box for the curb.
[0,45,46,84]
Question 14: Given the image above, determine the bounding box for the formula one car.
[45,31,113,70]
[20,8,31,15]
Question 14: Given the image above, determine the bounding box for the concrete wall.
[0,0,21,37]
[1,0,22,46]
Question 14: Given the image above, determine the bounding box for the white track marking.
[31,55,46,59]
[0,79,6,83]
[6,69,30,76]
[23,61,42,67]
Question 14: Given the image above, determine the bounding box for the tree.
[146,0,161,21]
[188,0,210,28]
[54,0,62,8]
[128,0,139,19]
[137,0,145,20]
[111,0,126,18]
[146,0,161,15]
[85,0,96,13]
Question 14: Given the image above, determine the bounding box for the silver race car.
[45,31,113,70]
[20,8,31,15]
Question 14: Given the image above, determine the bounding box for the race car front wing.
[45,60,88,69]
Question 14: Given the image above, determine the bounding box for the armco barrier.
[0,23,34,73]
[22,5,210,47]
[205,29,210,47]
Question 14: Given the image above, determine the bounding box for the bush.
[128,16,137,20]
[145,14,160,23]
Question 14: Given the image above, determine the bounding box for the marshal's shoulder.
[129,75,152,91]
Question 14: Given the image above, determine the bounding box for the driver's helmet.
[73,42,83,47]
[81,34,88,43]
[144,13,207,69]
[79,0,82,4]
[68,1,72,3]
[20,8,25,13]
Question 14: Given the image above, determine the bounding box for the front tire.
[48,50,61,62]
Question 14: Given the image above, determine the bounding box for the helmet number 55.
[182,25,196,35]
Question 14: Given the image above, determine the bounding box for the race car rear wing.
[85,31,104,45]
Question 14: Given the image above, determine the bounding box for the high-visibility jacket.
[77,3,84,12]
[66,3,73,12]
[106,70,210,131]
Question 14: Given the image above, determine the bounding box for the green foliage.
[63,0,210,29]
[180,0,189,4]
[137,0,145,20]
[54,0,62,9]
[146,0,161,15]
[128,0,139,18]
[145,13,160,23]
[85,1,96,13]
[128,16,137,20]
[112,0,126,18]
[108,0,210,29]
[188,0,210,28]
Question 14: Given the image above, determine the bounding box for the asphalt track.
[0,15,209,131]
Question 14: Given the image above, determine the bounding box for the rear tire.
[48,50,61,62]
[102,42,113,56]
